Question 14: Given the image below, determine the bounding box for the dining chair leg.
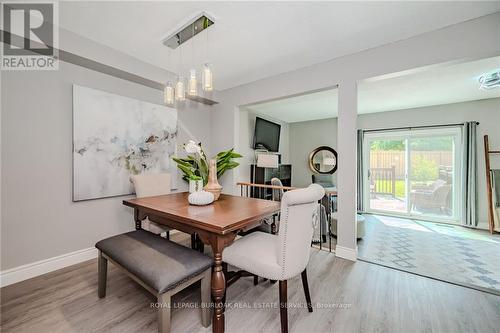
[97,250,107,298]
[158,292,172,333]
[301,269,313,313]
[200,268,212,328]
[253,275,258,285]
[196,236,205,253]
[191,234,196,250]
[191,234,205,252]
[279,280,288,333]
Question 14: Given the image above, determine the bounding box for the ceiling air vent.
[163,13,214,49]
[478,70,500,90]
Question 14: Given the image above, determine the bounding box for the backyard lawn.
[375,180,439,199]
[375,180,406,199]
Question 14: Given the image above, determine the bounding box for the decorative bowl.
[188,190,215,206]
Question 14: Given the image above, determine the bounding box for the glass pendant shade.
[164,82,174,105]
[202,63,213,91]
[188,69,198,96]
[175,76,185,101]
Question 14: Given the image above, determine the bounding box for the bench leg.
[158,292,172,333]
[98,250,107,298]
[200,268,212,328]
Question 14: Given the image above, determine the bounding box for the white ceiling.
[246,56,500,123]
[58,1,500,91]
[245,89,338,123]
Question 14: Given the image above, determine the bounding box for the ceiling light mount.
[163,12,214,49]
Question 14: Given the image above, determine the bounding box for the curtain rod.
[362,122,479,133]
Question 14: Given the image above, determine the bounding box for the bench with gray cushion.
[95,230,213,333]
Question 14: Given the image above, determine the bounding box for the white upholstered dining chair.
[130,173,172,236]
[223,184,325,333]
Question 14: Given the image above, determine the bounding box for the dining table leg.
[211,239,226,333]
[205,233,236,333]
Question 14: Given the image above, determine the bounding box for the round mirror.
[309,146,337,174]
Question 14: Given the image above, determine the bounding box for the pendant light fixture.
[162,13,215,102]
[164,81,174,105]
[188,69,198,96]
[163,49,175,105]
[175,76,185,101]
[202,63,213,92]
[202,26,213,92]
[175,45,185,102]
[188,36,198,96]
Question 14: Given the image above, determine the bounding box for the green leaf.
[217,162,228,173]
[172,158,193,167]
[177,164,195,177]
[226,161,239,169]
[175,143,243,183]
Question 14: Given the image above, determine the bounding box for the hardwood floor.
[2,249,500,333]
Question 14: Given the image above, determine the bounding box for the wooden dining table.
[123,192,280,333]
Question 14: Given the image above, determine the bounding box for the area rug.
[358,214,500,295]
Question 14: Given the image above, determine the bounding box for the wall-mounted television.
[253,117,281,152]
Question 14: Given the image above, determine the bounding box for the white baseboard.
[476,221,489,231]
[335,245,358,262]
[0,247,98,288]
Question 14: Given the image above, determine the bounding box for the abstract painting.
[72,85,178,201]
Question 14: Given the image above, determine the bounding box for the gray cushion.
[96,230,212,293]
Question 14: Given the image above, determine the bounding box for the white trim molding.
[335,245,358,262]
[0,247,98,288]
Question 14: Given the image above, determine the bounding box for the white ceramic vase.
[189,179,203,193]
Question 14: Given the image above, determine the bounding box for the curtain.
[462,122,478,227]
[357,129,364,212]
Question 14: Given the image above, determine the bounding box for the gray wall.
[1,34,212,270]
[237,108,290,183]
[213,13,500,193]
[358,98,500,229]
[287,98,500,228]
[289,118,338,188]
[212,14,499,257]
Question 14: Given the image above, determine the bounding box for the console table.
[250,164,291,199]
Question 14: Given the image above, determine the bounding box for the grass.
[375,180,438,199]
[375,180,406,198]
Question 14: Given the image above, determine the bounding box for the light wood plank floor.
[2,249,500,333]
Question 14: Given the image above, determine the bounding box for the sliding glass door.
[366,136,408,214]
[363,127,462,223]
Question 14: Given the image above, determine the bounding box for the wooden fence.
[369,150,452,180]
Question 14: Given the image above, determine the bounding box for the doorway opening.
[356,55,500,295]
